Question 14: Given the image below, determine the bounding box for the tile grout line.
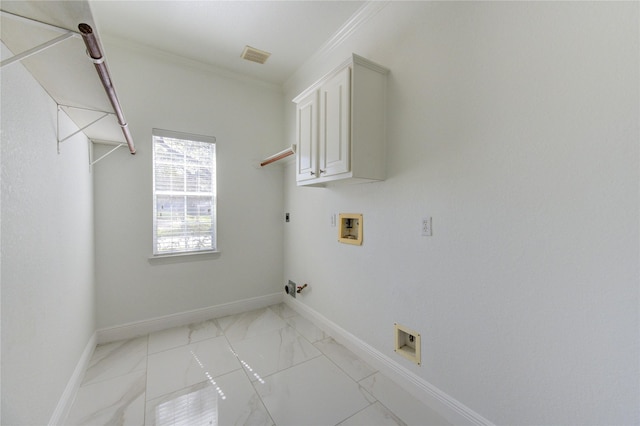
[311,341,384,426]
[276,305,411,426]
[76,338,148,389]
[73,304,416,425]
[226,314,277,425]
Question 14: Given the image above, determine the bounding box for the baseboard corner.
[48,331,97,426]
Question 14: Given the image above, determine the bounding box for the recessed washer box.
[338,213,363,245]
[394,323,421,365]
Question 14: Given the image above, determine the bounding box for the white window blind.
[152,129,216,255]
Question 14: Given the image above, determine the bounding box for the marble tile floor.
[66,303,450,426]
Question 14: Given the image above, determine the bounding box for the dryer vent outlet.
[285,280,296,298]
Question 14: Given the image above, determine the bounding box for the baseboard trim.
[49,331,97,426]
[96,292,283,344]
[284,298,494,426]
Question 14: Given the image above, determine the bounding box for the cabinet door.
[295,91,318,182]
[319,66,351,177]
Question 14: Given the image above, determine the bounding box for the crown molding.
[315,1,390,60]
[284,1,389,92]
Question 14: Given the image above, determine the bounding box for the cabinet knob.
[320,169,326,174]
[310,171,315,175]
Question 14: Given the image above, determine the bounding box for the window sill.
[148,250,221,264]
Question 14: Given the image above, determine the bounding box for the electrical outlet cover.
[421,217,432,236]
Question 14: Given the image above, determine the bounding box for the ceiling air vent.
[241,45,271,64]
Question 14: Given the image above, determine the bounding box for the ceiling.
[89,1,366,86]
[0,0,370,145]
[1,1,368,85]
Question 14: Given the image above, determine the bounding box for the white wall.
[283,2,639,425]
[1,44,96,425]
[92,37,285,329]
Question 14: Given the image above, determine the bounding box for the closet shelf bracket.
[0,32,79,68]
[1,12,137,157]
[56,104,115,154]
[89,141,126,168]
[0,11,80,69]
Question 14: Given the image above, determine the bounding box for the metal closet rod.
[78,23,136,155]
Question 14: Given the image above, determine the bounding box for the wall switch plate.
[421,217,432,236]
[331,213,336,227]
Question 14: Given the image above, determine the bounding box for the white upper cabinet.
[293,54,389,186]
[295,90,318,183]
[319,66,351,178]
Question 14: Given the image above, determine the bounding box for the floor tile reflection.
[145,381,218,426]
[66,303,450,425]
[145,370,272,426]
[146,335,240,400]
[231,325,321,380]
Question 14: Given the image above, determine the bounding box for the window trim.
[148,250,221,264]
[152,128,217,257]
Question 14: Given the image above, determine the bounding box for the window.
[152,129,216,255]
